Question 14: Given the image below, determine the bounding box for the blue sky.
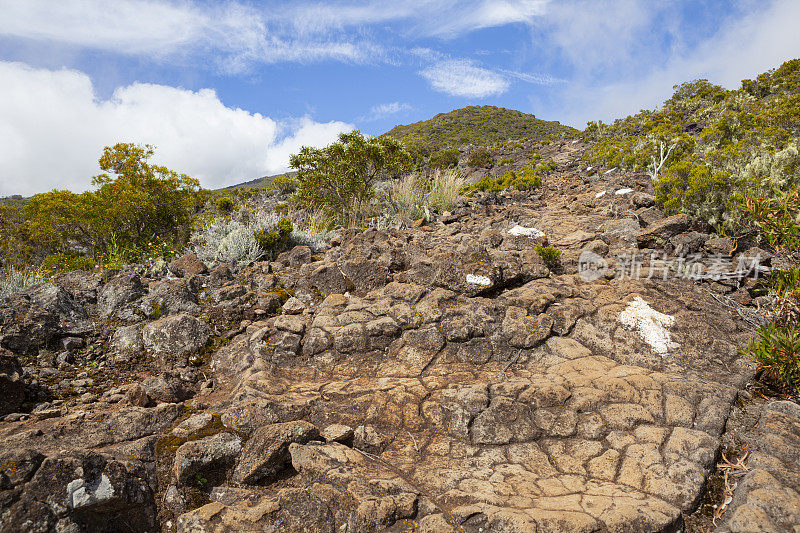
[1,0,799,195]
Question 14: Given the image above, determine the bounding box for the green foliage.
[216,196,235,215]
[253,218,293,259]
[268,174,299,194]
[0,204,31,268]
[462,156,554,195]
[746,324,800,392]
[290,130,412,225]
[466,148,495,168]
[383,106,577,164]
[742,188,800,253]
[274,202,289,216]
[536,245,562,269]
[429,148,460,169]
[24,143,202,264]
[499,158,514,166]
[40,252,95,274]
[585,58,800,237]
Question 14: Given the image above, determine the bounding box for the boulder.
[97,272,147,319]
[139,279,199,317]
[0,450,157,533]
[174,432,242,485]
[142,314,210,361]
[51,270,102,305]
[109,324,144,357]
[307,263,353,296]
[0,283,90,354]
[169,253,208,277]
[140,372,191,404]
[340,258,389,293]
[636,213,690,249]
[232,421,319,485]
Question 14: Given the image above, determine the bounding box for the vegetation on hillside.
[585,58,800,393]
[383,105,576,165]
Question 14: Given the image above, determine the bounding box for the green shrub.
[746,323,800,392]
[462,156,554,195]
[291,130,411,225]
[269,174,299,194]
[253,218,293,259]
[466,148,495,168]
[429,149,460,169]
[499,158,514,166]
[275,202,289,216]
[216,196,235,215]
[536,245,562,269]
[41,252,95,274]
[24,143,202,265]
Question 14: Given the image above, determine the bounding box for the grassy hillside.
[382,105,577,162]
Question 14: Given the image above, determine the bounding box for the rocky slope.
[1,140,798,532]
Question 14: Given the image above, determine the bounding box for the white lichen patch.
[595,191,607,199]
[466,274,492,286]
[615,188,634,195]
[619,297,677,354]
[508,225,545,237]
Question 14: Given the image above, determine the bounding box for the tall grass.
[389,169,465,224]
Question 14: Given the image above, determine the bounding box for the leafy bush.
[275,202,289,216]
[0,266,42,299]
[429,149,460,169]
[290,131,412,225]
[268,174,299,194]
[216,196,235,215]
[536,245,562,269]
[24,143,202,264]
[746,324,800,392]
[462,156,554,195]
[499,158,514,166]
[466,147,494,168]
[253,218,293,259]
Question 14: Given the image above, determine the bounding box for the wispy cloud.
[359,102,414,122]
[0,61,353,195]
[0,0,380,73]
[501,69,565,85]
[421,59,510,97]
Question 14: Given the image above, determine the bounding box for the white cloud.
[421,59,510,97]
[552,0,800,126]
[0,61,353,196]
[359,102,414,122]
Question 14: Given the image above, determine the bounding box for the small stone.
[321,424,354,444]
[282,297,305,314]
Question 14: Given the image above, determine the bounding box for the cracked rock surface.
[0,139,796,532]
